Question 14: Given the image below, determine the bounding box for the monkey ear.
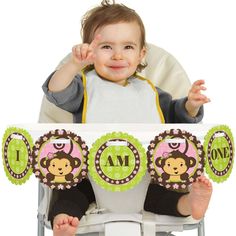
[73,158,81,168]
[40,157,48,168]
[189,157,196,167]
[155,157,163,167]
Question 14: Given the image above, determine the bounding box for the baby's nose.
[112,50,123,60]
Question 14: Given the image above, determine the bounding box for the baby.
[42,1,212,236]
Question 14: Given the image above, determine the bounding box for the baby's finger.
[72,45,82,61]
[72,45,77,57]
[190,85,207,93]
[89,34,101,51]
[192,79,205,86]
[86,51,96,63]
[80,44,90,60]
[189,93,210,102]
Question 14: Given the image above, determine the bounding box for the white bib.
[83,70,164,124]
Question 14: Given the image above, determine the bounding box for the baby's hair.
[101,0,115,5]
[81,0,147,72]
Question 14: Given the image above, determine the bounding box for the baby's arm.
[185,80,210,117]
[48,35,100,92]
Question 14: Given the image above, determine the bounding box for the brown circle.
[32,129,88,190]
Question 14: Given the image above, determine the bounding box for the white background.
[0,0,236,235]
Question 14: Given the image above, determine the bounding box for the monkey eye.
[52,163,55,167]
[180,163,183,166]
[65,164,68,167]
[167,163,171,167]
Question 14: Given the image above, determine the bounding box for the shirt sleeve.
[157,87,204,123]
[42,72,84,113]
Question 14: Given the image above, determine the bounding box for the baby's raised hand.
[185,80,210,117]
[72,35,100,69]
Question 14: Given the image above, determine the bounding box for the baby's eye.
[124,45,134,49]
[101,45,112,49]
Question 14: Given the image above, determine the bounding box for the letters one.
[104,155,129,167]
[211,147,229,160]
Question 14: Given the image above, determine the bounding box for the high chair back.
[37,44,205,236]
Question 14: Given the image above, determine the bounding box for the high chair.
[37,43,205,236]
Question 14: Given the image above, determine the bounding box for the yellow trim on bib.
[135,74,165,123]
[81,68,88,123]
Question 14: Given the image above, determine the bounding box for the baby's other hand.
[72,34,101,69]
[185,80,210,117]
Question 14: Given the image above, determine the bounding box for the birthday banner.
[2,124,234,191]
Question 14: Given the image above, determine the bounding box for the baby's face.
[93,22,146,86]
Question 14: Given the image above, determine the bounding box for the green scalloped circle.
[88,132,147,192]
[204,125,234,183]
[2,127,33,185]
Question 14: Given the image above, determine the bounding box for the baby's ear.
[139,46,146,61]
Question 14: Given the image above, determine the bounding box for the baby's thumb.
[86,52,96,65]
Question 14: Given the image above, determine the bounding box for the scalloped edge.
[88,132,147,192]
[2,127,33,185]
[203,125,234,183]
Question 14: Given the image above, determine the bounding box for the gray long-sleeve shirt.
[42,72,203,124]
